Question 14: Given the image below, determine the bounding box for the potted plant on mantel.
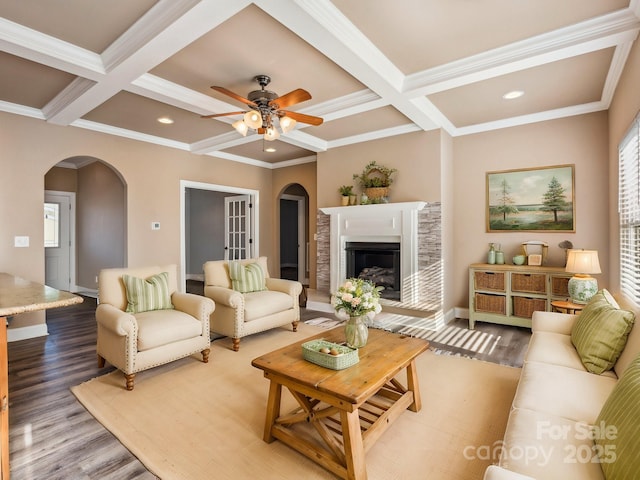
[353,161,397,203]
[339,185,354,206]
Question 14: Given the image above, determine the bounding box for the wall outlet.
[151,221,160,230]
[14,236,29,247]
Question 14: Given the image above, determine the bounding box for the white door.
[44,192,73,291]
[224,195,252,260]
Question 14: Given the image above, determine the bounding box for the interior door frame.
[280,193,306,283]
[180,180,259,292]
[44,190,77,291]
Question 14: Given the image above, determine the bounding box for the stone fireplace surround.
[316,202,442,316]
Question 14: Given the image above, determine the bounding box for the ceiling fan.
[202,75,323,141]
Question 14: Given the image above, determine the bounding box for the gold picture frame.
[486,164,575,232]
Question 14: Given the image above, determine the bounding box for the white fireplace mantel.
[320,202,427,304]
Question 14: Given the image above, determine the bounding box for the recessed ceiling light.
[157,116,174,124]
[502,90,524,100]
[264,147,276,153]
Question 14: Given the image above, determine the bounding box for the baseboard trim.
[8,324,49,342]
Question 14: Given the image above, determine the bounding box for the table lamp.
[565,249,601,304]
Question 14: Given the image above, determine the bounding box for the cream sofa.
[485,295,640,480]
[203,257,302,351]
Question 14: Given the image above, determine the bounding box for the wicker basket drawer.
[474,293,506,315]
[474,271,505,292]
[513,296,547,318]
[511,273,546,294]
[551,275,570,297]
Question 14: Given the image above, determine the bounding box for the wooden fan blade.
[201,111,246,119]
[281,111,324,126]
[269,89,311,109]
[211,86,257,107]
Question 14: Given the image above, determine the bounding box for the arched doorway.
[279,183,309,284]
[44,156,126,295]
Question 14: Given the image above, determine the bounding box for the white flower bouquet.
[332,277,383,320]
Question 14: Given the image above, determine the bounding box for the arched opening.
[279,183,309,284]
[44,156,126,296]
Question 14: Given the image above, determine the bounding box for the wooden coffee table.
[251,327,429,480]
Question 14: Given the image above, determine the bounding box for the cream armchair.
[96,264,215,390]
[203,257,302,351]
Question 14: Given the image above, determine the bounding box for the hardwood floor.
[6,295,529,479]
[8,297,155,480]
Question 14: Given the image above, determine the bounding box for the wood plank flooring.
[6,295,529,479]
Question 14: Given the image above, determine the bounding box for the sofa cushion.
[229,261,267,293]
[571,289,635,374]
[500,408,606,480]
[122,271,174,314]
[136,309,202,351]
[596,353,640,479]
[513,361,617,424]
[243,290,293,321]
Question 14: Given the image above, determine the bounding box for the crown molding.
[601,41,635,107]
[328,124,421,149]
[72,119,190,150]
[404,9,640,97]
[0,100,45,119]
[0,18,105,79]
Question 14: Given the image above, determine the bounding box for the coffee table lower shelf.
[266,373,417,479]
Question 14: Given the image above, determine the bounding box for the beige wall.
[45,166,78,192]
[0,113,278,333]
[452,112,610,309]
[316,130,442,208]
[608,38,640,298]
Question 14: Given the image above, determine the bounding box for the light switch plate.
[151,221,160,230]
[14,236,29,247]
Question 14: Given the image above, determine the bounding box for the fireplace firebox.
[345,242,400,300]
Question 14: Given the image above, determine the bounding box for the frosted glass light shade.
[264,126,280,141]
[280,115,297,133]
[232,119,248,136]
[243,110,262,129]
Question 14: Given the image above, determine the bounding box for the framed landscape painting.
[486,164,575,232]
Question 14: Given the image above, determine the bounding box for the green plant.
[353,161,397,189]
[339,185,354,196]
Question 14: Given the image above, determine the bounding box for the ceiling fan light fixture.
[244,110,262,129]
[264,126,280,141]
[280,115,297,133]
[232,119,248,136]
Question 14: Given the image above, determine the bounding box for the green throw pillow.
[571,289,635,374]
[122,271,174,314]
[596,352,640,479]
[228,261,266,293]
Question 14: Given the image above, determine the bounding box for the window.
[619,112,640,303]
[44,202,60,248]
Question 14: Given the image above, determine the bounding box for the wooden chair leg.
[97,355,105,368]
[292,320,299,332]
[201,348,210,363]
[125,373,135,391]
[232,338,240,352]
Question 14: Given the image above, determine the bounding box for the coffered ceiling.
[1,1,639,168]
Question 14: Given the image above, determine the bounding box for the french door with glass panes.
[224,195,253,260]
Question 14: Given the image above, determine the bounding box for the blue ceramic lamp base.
[568,274,598,304]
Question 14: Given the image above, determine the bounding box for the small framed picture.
[528,254,542,266]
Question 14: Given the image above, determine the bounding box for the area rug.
[72,323,520,480]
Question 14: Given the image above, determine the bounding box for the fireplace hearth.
[346,242,400,300]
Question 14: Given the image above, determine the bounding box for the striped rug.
[305,315,501,363]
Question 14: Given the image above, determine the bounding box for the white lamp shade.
[232,119,248,136]
[280,115,297,133]
[243,110,262,129]
[565,249,601,274]
[264,126,280,141]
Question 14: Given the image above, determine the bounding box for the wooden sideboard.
[468,263,572,330]
[0,273,83,480]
